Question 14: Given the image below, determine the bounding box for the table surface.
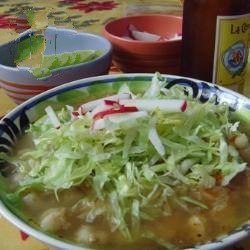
[0,1,249,249]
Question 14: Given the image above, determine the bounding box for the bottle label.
[213,13,250,88]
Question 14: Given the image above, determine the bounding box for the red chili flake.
[20,231,29,241]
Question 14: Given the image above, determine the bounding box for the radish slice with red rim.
[79,93,131,113]
[92,118,106,130]
[128,24,163,42]
[119,99,187,113]
[131,30,161,42]
[93,106,138,120]
[91,101,116,118]
[105,111,148,124]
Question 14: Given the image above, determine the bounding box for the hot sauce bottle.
[181,0,250,92]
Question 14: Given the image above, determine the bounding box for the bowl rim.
[0,26,112,75]
[103,14,182,45]
[0,73,249,250]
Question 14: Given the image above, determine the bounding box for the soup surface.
[1,74,250,249]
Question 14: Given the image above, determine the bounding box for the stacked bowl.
[103,14,182,74]
[0,27,112,104]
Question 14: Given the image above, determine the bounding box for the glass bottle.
[181,0,250,92]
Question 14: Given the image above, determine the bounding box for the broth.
[10,167,250,249]
[6,129,250,250]
[1,78,250,249]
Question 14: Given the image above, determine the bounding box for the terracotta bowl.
[103,14,182,73]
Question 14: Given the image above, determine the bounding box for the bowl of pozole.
[0,73,249,250]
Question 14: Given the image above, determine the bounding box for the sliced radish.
[104,100,119,106]
[92,111,147,130]
[148,126,165,156]
[181,101,187,112]
[71,106,87,120]
[128,24,162,42]
[72,111,80,116]
[45,106,61,129]
[93,106,138,120]
[77,106,85,115]
[158,36,170,41]
[71,111,80,120]
[168,33,182,41]
[79,93,131,113]
[131,30,161,42]
[119,99,187,112]
[92,118,106,130]
[85,111,92,119]
[128,24,137,32]
[105,111,148,124]
[91,101,115,118]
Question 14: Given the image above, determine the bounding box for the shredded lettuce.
[143,72,167,98]
[180,196,208,210]
[0,73,248,245]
